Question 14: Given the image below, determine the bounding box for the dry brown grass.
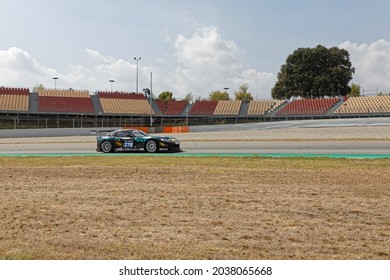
[0,156,389,260]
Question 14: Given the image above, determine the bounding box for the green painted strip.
[1,152,390,159]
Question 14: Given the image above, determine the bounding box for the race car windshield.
[132,130,148,137]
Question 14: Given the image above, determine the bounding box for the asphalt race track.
[182,140,390,155]
[1,118,390,158]
[0,140,390,159]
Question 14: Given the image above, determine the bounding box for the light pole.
[109,79,115,93]
[185,107,189,126]
[224,87,229,92]
[53,77,58,89]
[150,72,153,128]
[134,57,141,93]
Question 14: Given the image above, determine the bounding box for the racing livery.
[96,129,180,153]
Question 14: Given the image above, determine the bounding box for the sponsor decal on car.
[115,140,123,147]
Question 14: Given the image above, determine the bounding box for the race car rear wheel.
[100,141,113,153]
[144,140,159,153]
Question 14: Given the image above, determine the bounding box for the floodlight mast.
[53,77,59,89]
[134,57,141,93]
[109,79,115,93]
[150,72,153,128]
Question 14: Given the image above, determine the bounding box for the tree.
[209,90,230,101]
[234,84,253,102]
[184,92,194,103]
[32,84,44,93]
[272,45,355,99]
[349,83,361,97]
[158,91,175,101]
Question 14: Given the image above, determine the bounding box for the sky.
[1,0,390,99]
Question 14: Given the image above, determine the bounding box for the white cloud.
[0,47,57,86]
[85,49,115,64]
[340,39,390,93]
[175,26,241,67]
[163,26,173,42]
[64,58,135,92]
[171,26,275,98]
[233,69,275,99]
[0,47,138,92]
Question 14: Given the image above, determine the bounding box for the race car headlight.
[162,138,177,142]
[159,142,167,147]
[161,138,179,145]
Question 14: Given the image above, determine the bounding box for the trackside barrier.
[163,126,190,133]
[122,126,190,133]
[122,126,150,133]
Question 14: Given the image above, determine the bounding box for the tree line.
[157,84,254,102]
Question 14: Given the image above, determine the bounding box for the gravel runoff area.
[1,153,389,260]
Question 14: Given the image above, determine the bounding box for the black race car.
[96,129,181,153]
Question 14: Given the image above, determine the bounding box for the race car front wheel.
[144,140,159,153]
[100,141,113,153]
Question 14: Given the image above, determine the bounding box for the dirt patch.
[0,156,389,259]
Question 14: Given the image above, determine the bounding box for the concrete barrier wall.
[0,126,189,138]
[163,126,190,133]
[123,126,190,134]
[0,128,120,138]
[122,126,150,133]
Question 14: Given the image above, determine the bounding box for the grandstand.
[214,100,242,115]
[0,87,29,112]
[277,97,340,115]
[189,100,218,115]
[98,91,154,115]
[156,100,188,115]
[1,85,390,129]
[248,100,285,115]
[98,91,146,100]
[334,96,390,114]
[38,89,94,113]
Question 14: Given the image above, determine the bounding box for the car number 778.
[123,141,133,148]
